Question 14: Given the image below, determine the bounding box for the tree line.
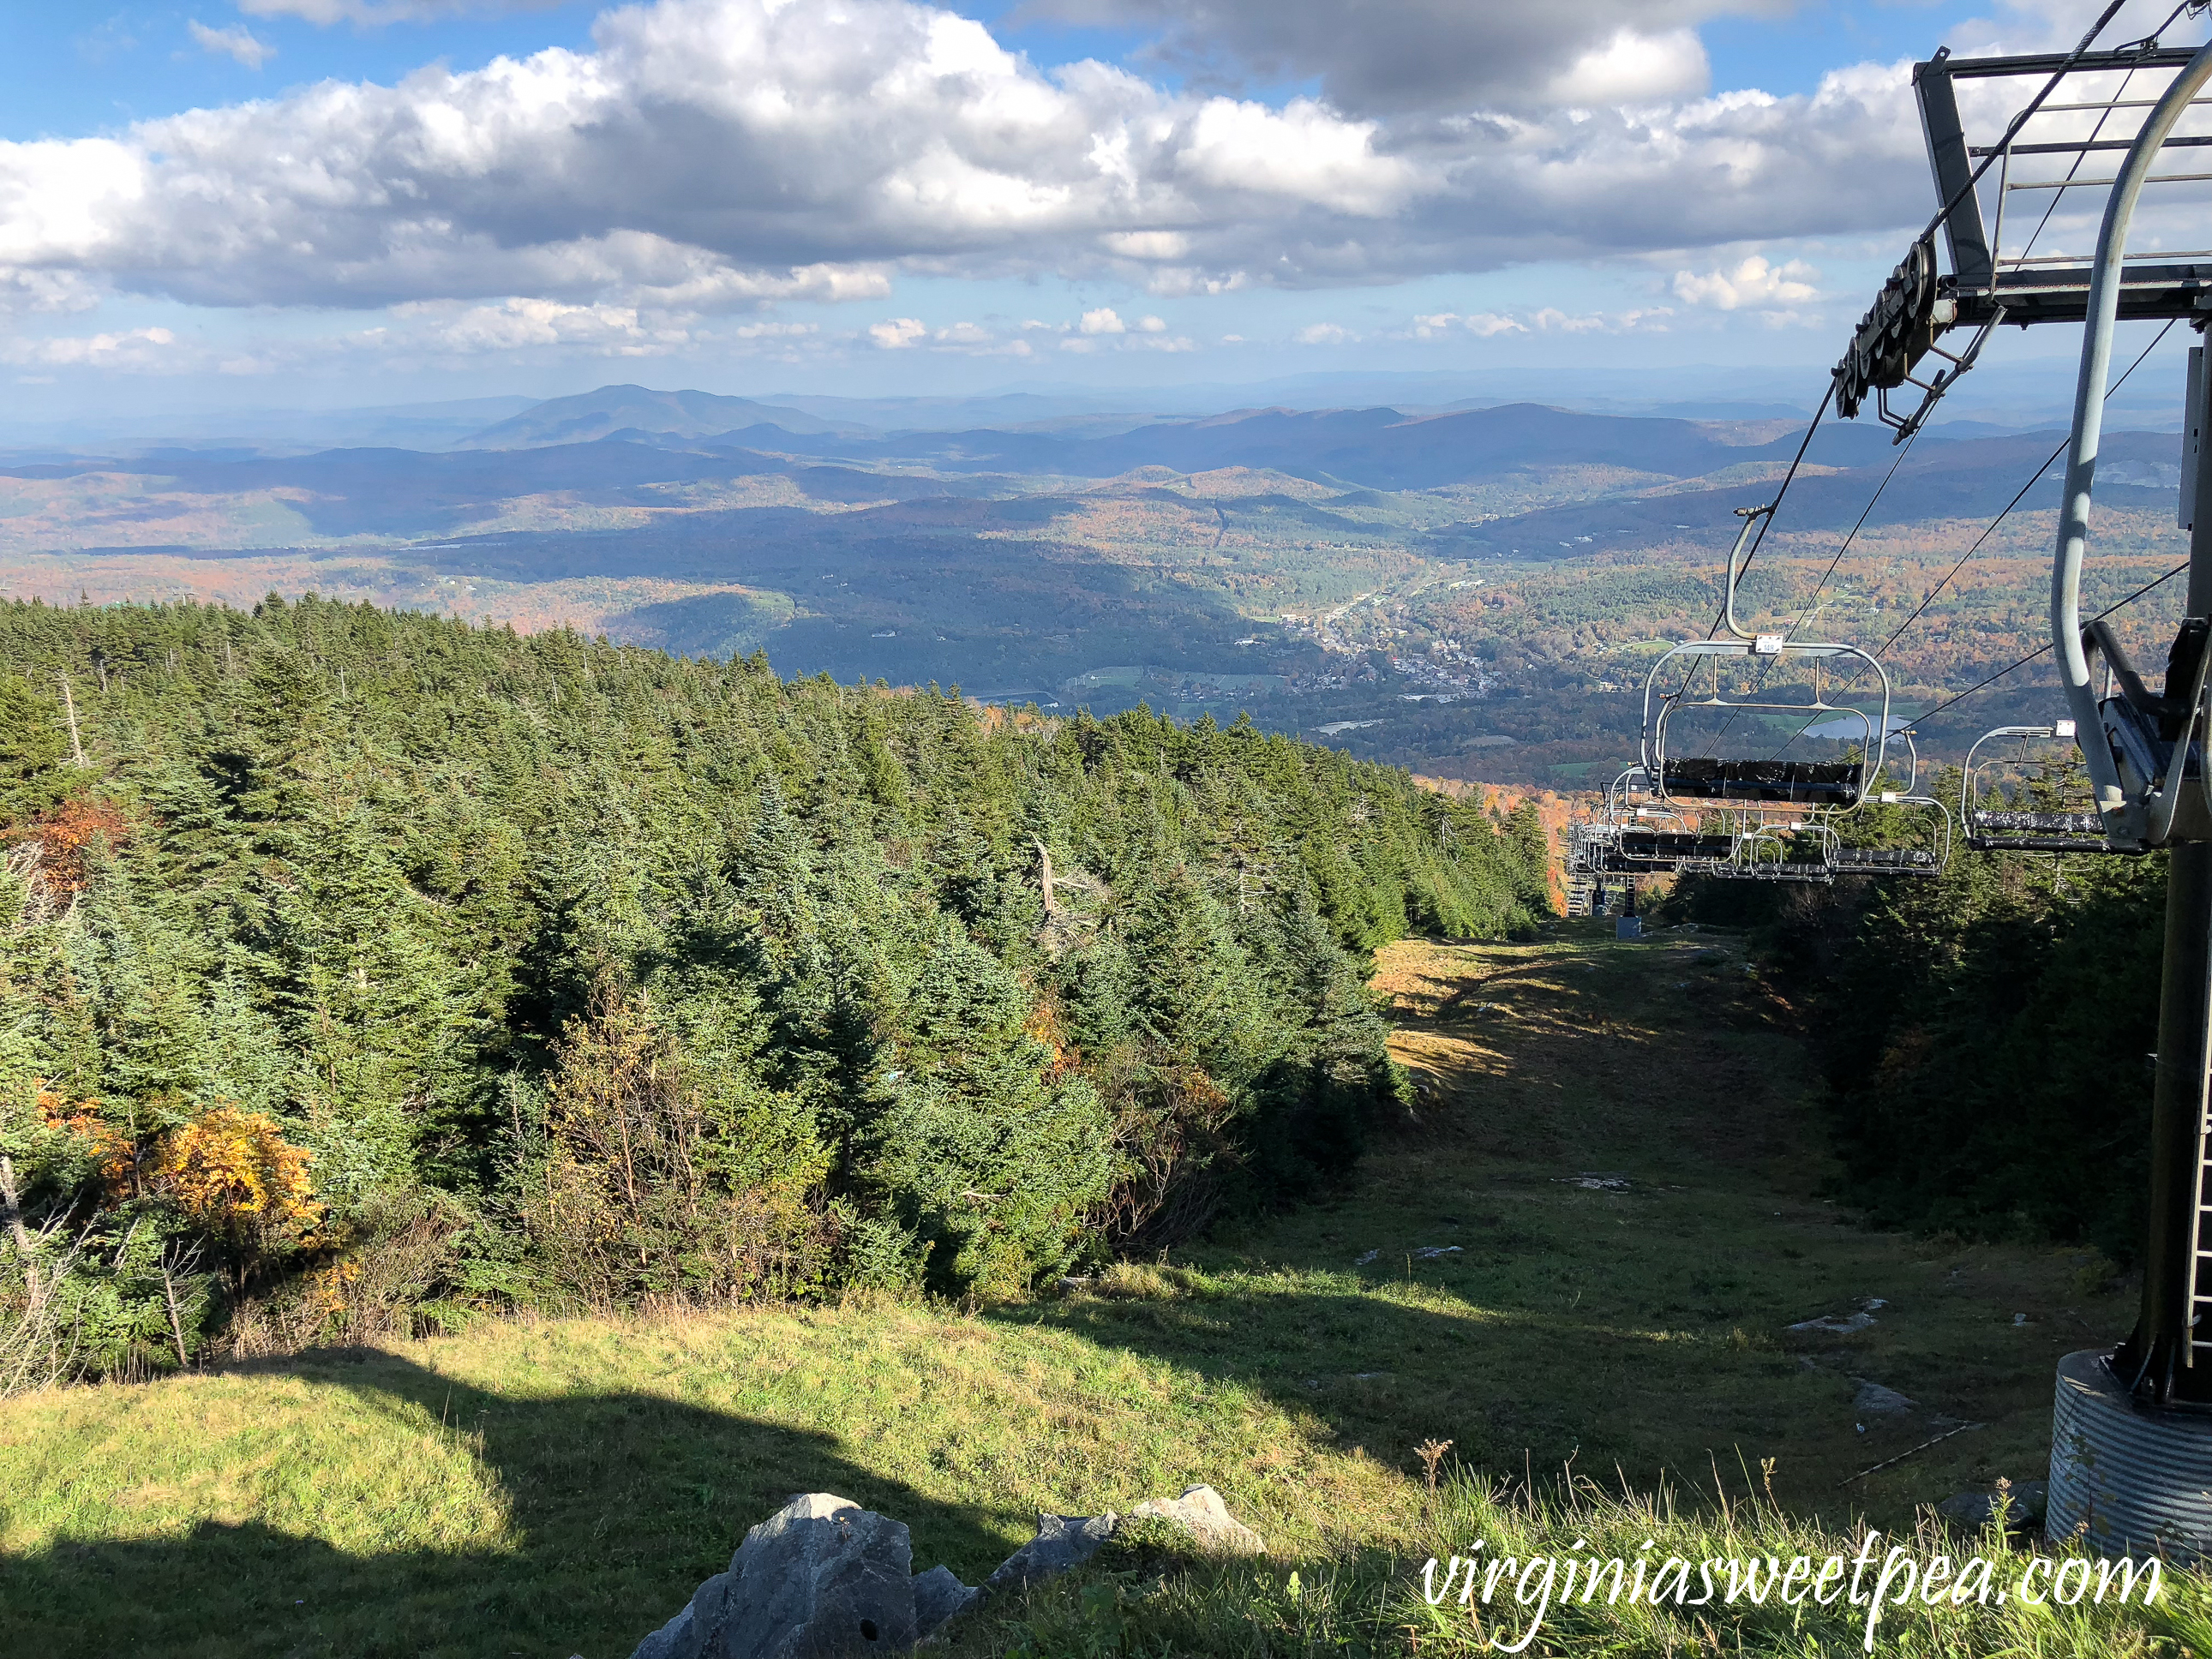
[0,594,1549,1382]
[1670,790,2161,1267]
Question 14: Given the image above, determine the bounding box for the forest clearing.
[2,924,2193,1659]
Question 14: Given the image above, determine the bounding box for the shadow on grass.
[1,1347,1015,1659]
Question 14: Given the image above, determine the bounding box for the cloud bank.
[0,0,1935,323]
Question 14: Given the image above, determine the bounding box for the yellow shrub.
[152,1106,323,1257]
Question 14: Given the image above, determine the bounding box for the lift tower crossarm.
[2051,34,2212,848]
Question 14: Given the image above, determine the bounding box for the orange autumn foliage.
[1024,997,1075,1076]
[18,799,129,894]
[35,1086,133,1197]
[149,1106,323,1255]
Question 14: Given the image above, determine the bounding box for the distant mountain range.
[6,374,2189,789]
[442,388,1918,484]
[456,384,855,446]
[3,395,2179,543]
[4,352,2179,462]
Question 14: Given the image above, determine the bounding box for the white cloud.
[868,316,929,349]
[5,326,177,368]
[0,0,1943,320]
[1542,27,1707,106]
[1529,306,1673,333]
[1464,312,1526,338]
[1179,98,1416,216]
[188,21,276,69]
[1079,307,1127,334]
[1294,321,1349,344]
[1101,230,1190,260]
[1671,254,1820,310]
[1134,314,1166,332]
[0,268,102,315]
[399,296,685,354]
[1411,310,1526,338]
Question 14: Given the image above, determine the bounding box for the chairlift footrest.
[1831,848,1943,872]
[1965,836,2125,853]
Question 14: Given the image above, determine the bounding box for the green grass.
[0,925,2195,1657]
[960,1474,2211,1659]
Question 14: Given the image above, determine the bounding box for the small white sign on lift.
[1754,634,1786,655]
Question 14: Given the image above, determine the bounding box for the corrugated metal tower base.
[2047,1350,2212,1562]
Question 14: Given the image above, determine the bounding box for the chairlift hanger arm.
[2053,33,2212,846]
[1722,504,1774,641]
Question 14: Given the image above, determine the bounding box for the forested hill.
[0,595,1546,1369]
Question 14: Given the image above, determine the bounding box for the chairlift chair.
[1641,510,1897,812]
[1706,816,1833,883]
[1827,805,1952,875]
[1824,729,1954,875]
[1958,718,2113,850]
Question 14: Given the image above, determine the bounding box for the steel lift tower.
[1836,15,2212,1558]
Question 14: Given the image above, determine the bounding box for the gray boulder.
[1126,1485,1267,1556]
[1850,1380,1917,1416]
[911,1566,980,1641]
[630,1493,922,1659]
[983,1512,1116,1592]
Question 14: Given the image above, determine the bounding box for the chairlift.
[2075,616,2212,847]
[1714,817,1835,883]
[1570,771,1738,876]
[1827,800,1953,875]
[1958,718,2113,850]
[1640,510,1897,811]
[1611,829,1740,870]
[1823,730,1954,875]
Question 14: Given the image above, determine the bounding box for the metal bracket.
[1873,304,2006,443]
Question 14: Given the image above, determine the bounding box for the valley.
[0,381,2194,786]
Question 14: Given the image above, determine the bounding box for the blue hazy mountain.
[457,384,857,447]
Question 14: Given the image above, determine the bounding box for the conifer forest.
[0,595,1550,1382]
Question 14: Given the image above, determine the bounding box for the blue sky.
[0,0,2197,416]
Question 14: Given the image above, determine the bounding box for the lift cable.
[1758,317,2181,763]
[1706,423,1925,747]
[1659,381,1837,710]
[1876,318,2179,656]
[1783,426,1923,642]
[1909,557,2189,728]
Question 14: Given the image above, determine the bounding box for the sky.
[0,0,2205,417]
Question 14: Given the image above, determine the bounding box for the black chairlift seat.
[1659,758,1862,806]
[1618,831,1737,862]
[1974,811,2101,832]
